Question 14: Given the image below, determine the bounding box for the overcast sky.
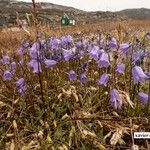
[16,0,150,11]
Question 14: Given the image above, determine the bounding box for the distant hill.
[0,0,150,27]
[116,8,150,19]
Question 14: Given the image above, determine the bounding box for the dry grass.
[1,19,150,54]
[0,19,150,149]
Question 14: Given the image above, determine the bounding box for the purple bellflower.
[15,78,25,87]
[0,56,10,64]
[61,35,73,45]
[68,70,77,81]
[18,85,27,96]
[119,43,130,54]
[29,42,40,59]
[28,59,42,73]
[110,88,122,109]
[11,62,17,74]
[132,66,148,84]
[110,37,117,49]
[80,73,88,84]
[116,64,125,74]
[44,59,57,68]
[89,45,101,61]
[138,92,148,105]
[98,73,109,86]
[51,38,61,50]
[18,47,25,55]
[97,52,110,68]
[62,49,74,61]
[3,71,12,81]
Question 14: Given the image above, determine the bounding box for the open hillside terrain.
[0,0,150,27]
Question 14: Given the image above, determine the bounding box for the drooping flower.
[44,59,57,68]
[97,52,110,68]
[24,42,30,48]
[11,62,17,74]
[15,78,25,87]
[65,35,73,45]
[97,73,109,86]
[119,43,130,54]
[52,53,62,61]
[110,88,122,109]
[145,72,150,79]
[132,48,145,65]
[89,45,101,61]
[62,49,74,61]
[50,38,61,50]
[83,38,89,49]
[138,92,148,105]
[132,66,148,84]
[18,47,25,55]
[61,35,73,45]
[0,56,10,64]
[30,48,40,59]
[109,37,117,49]
[18,85,27,96]
[76,40,83,49]
[29,42,40,59]
[28,59,42,73]
[3,71,12,81]
[116,64,125,74]
[68,70,77,81]
[80,73,88,83]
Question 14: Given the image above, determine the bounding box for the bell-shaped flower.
[18,85,27,96]
[138,92,148,105]
[97,52,110,68]
[62,49,74,61]
[3,70,12,81]
[18,47,25,55]
[145,72,150,79]
[116,64,125,74]
[61,35,73,45]
[0,56,10,64]
[11,62,17,74]
[119,43,130,54]
[109,37,117,49]
[132,66,148,84]
[89,45,101,61]
[44,59,57,68]
[28,59,42,73]
[110,88,122,109]
[80,73,88,84]
[68,70,77,81]
[15,78,25,87]
[51,38,61,50]
[97,73,109,86]
[29,42,40,59]
[132,49,145,65]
